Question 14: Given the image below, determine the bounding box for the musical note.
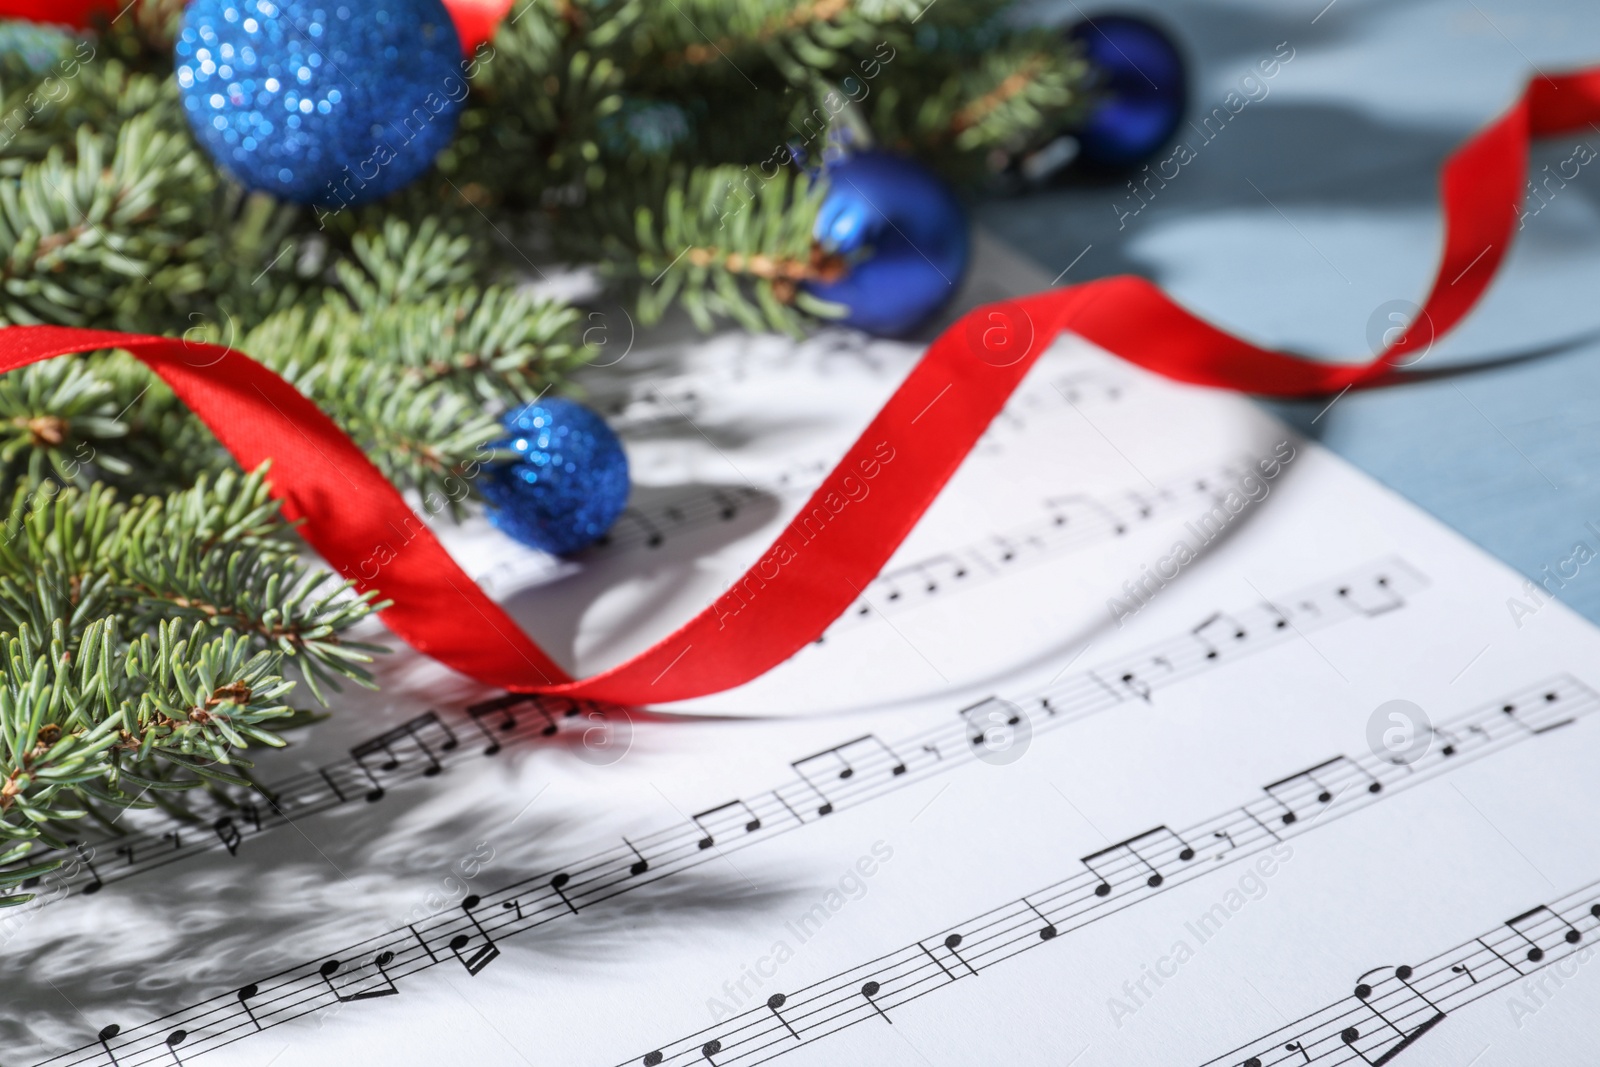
[860,980,891,1023]
[839,735,910,778]
[871,554,970,607]
[1501,691,1577,736]
[1113,671,1152,703]
[467,695,525,755]
[213,816,243,856]
[353,759,385,803]
[237,983,261,1030]
[1431,725,1460,757]
[939,932,977,977]
[1024,898,1057,940]
[618,508,664,548]
[989,533,1022,564]
[533,703,560,737]
[449,895,501,975]
[700,1038,722,1063]
[1505,905,1582,964]
[711,488,742,521]
[550,872,579,914]
[74,842,102,895]
[1080,827,1194,896]
[164,1030,187,1067]
[1336,573,1404,616]
[766,992,799,1039]
[351,712,458,792]
[1053,370,1123,405]
[320,767,348,802]
[1191,611,1248,661]
[642,1052,664,1066]
[691,800,764,849]
[1340,963,1446,1065]
[318,952,399,1001]
[958,698,1031,756]
[624,837,650,876]
[1262,756,1379,825]
[790,747,846,816]
[96,1025,121,1067]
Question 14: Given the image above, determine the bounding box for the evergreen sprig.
[629,164,844,334]
[0,468,382,901]
[0,0,1086,897]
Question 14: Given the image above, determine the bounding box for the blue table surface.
[981,0,1600,622]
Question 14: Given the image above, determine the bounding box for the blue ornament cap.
[1068,13,1187,170]
[804,151,970,338]
[478,398,631,556]
[176,0,465,207]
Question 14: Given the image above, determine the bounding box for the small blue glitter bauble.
[1068,14,1187,170]
[479,399,631,556]
[176,0,464,206]
[804,151,970,338]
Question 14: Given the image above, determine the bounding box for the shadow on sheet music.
[803,438,1304,719]
[0,775,794,1063]
[490,480,783,667]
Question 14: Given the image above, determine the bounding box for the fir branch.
[628,164,844,334]
[0,470,383,900]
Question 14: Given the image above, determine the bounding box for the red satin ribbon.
[3,67,1598,705]
[0,0,110,27]
[0,1,507,52]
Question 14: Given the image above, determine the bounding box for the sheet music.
[9,234,1600,1067]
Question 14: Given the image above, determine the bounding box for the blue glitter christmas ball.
[1068,14,1187,170]
[804,151,970,338]
[175,0,465,207]
[478,399,631,556]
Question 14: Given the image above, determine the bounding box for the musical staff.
[1081,827,1195,895]
[819,457,1273,642]
[317,954,399,1002]
[349,712,459,786]
[601,677,1596,1067]
[691,801,765,849]
[1262,757,1382,826]
[475,484,771,594]
[16,564,1452,1067]
[1204,881,1600,1067]
[0,559,1428,913]
[448,895,500,976]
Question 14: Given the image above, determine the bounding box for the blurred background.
[991,0,1600,621]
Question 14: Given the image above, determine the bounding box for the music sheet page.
[7,237,1600,1067]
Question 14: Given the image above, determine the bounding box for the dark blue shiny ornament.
[479,399,630,556]
[1068,13,1187,170]
[805,151,970,338]
[176,0,464,207]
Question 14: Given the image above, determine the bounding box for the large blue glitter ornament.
[478,399,631,556]
[176,0,465,207]
[1068,14,1187,170]
[804,151,970,338]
